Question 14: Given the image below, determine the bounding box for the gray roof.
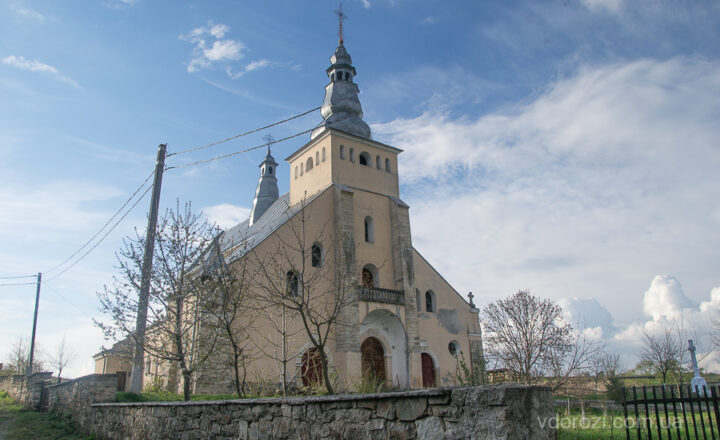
[218,186,331,265]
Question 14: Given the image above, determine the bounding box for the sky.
[1,0,719,378]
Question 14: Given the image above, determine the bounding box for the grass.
[0,391,94,440]
[556,406,720,440]
[116,390,241,403]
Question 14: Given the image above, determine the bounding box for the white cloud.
[10,4,45,21]
[2,55,80,88]
[643,275,696,321]
[104,0,138,9]
[581,0,623,13]
[180,22,247,75]
[559,297,616,336]
[226,59,272,79]
[377,56,720,340]
[202,203,250,230]
[362,0,371,9]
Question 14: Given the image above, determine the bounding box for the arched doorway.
[301,348,322,387]
[361,337,385,385]
[421,353,436,387]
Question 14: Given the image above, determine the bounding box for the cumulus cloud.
[643,275,696,321]
[559,297,617,337]
[2,55,80,88]
[179,22,246,75]
[202,203,250,230]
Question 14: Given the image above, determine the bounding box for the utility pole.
[27,272,42,376]
[130,143,167,393]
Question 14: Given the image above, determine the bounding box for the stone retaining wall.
[86,385,554,440]
[46,374,118,424]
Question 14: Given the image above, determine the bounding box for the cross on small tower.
[334,2,347,45]
[468,292,475,308]
[263,133,275,154]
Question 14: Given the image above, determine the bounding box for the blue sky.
[1,0,719,377]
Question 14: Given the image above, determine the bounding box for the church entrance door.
[421,353,436,387]
[301,348,322,387]
[361,337,385,385]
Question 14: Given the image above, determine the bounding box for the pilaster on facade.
[333,185,359,358]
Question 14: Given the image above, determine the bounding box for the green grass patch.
[1,391,94,440]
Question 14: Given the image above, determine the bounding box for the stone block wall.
[85,385,554,440]
[46,374,118,426]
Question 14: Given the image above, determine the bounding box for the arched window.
[364,216,374,243]
[268,166,273,175]
[300,163,304,176]
[331,73,335,81]
[376,155,381,169]
[425,290,436,313]
[261,166,265,175]
[361,264,378,287]
[359,152,371,166]
[306,157,313,171]
[311,243,323,268]
[416,289,422,312]
[294,166,298,179]
[385,158,391,172]
[286,271,299,297]
[349,148,355,163]
[322,147,326,162]
[340,145,345,160]
[316,151,320,165]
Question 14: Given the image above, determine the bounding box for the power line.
[167,107,320,157]
[166,128,315,170]
[0,281,36,287]
[43,281,96,321]
[45,183,153,282]
[0,274,36,280]
[44,170,155,276]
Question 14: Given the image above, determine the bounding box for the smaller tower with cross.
[688,339,708,396]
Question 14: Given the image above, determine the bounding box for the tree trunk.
[182,370,192,401]
[320,350,334,394]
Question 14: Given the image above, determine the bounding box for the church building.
[95,37,485,393]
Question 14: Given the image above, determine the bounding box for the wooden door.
[361,337,385,384]
[421,353,436,387]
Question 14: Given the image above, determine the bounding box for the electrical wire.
[44,170,155,276]
[167,107,320,157]
[0,281,36,287]
[45,183,153,282]
[43,281,97,320]
[166,128,315,170]
[0,274,36,280]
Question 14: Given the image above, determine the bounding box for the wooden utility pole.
[27,272,42,376]
[130,143,167,393]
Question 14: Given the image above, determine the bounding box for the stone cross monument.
[688,339,707,396]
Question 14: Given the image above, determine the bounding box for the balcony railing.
[358,286,405,305]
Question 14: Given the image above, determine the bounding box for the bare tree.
[4,335,45,375]
[640,321,686,384]
[48,335,75,381]
[482,290,600,389]
[96,201,220,400]
[198,238,257,397]
[252,202,354,394]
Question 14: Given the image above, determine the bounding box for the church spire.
[249,139,279,226]
[311,5,372,140]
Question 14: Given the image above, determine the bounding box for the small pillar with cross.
[688,339,707,396]
[468,291,476,308]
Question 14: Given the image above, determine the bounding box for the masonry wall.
[46,374,118,425]
[85,385,554,440]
